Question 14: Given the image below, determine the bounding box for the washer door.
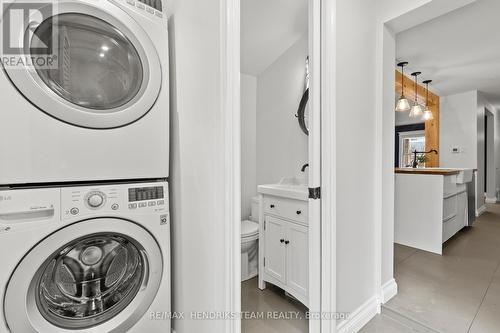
[3,1,162,129]
[4,218,163,332]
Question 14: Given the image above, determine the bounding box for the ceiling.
[241,0,307,76]
[396,0,500,110]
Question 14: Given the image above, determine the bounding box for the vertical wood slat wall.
[395,70,440,167]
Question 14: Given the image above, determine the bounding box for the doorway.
[238,0,321,332]
[484,109,495,202]
[378,1,500,332]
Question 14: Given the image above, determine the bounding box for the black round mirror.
[297,88,309,136]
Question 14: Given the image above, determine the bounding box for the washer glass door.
[4,218,163,332]
[35,233,144,329]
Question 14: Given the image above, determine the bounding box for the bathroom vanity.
[395,168,474,255]
[257,179,309,307]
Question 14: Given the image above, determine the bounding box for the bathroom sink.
[258,177,308,201]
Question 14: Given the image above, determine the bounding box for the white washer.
[0,181,170,332]
[0,0,170,184]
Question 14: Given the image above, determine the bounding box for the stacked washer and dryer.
[0,0,171,332]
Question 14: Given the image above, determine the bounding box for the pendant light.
[422,79,434,121]
[395,61,411,112]
[409,71,423,118]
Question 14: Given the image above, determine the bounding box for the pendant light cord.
[414,75,418,103]
[426,82,429,106]
[401,65,405,97]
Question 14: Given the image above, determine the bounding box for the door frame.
[220,0,336,331]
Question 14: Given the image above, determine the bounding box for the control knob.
[86,191,106,209]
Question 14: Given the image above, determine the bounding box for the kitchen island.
[395,168,473,255]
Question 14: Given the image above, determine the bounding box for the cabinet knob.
[285,240,290,245]
[296,210,302,215]
[270,204,275,208]
[280,239,285,243]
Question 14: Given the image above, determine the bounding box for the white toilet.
[241,196,260,281]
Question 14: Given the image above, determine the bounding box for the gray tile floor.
[360,314,419,333]
[364,203,500,333]
[241,277,308,333]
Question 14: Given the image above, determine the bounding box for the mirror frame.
[297,88,309,135]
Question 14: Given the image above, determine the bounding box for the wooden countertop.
[395,168,461,175]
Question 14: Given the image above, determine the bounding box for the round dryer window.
[32,14,144,111]
[2,1,163,129]
[4,219,163,332]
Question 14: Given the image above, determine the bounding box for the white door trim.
[308,0,322,331]
[220,0,241,332]
[319,0,336,331]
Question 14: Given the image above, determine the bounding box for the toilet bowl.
[241,196,260,281]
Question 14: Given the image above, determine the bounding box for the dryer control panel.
[61,182,169,220]
[122,0,165,18]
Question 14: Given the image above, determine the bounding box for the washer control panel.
[61,182,168,219]
[85,191,107,209]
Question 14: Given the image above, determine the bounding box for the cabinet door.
[264,216,286,284]
[286,222,308,298]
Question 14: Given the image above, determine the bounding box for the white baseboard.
[337,295,380,333]
[485,197,498,204]
[476,205,487,217]
[380,279,398,304]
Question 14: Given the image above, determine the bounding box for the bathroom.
[240,0,310,331]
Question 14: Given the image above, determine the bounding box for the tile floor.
[241,277,308,333]
[360,313,419,333]
[363,203,500,333]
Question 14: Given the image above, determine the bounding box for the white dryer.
[0,0,170,184]
[0,181,170,332]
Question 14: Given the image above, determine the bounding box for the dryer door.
[4,218,163,332]
[2,1,162,129]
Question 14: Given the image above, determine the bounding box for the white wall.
[439,90,500,212]
[168,1,228,332]
[335,0,378,317]
[241,74,257,219]
[256,37,308,185]
[440,91,478,168]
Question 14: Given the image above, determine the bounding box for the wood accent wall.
[395,70,440,167]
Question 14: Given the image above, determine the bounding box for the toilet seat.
[241,220,259,239]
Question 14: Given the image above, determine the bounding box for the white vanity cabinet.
[258,193,308,307]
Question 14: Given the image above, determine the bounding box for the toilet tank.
[250,196,260,222]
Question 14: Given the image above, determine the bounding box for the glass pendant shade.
[422,79,434,121]
[423,108,434,120]
[409,104,423,118]
[409,71,422,118]
[396,96,411,112]
[396,61,410,112]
